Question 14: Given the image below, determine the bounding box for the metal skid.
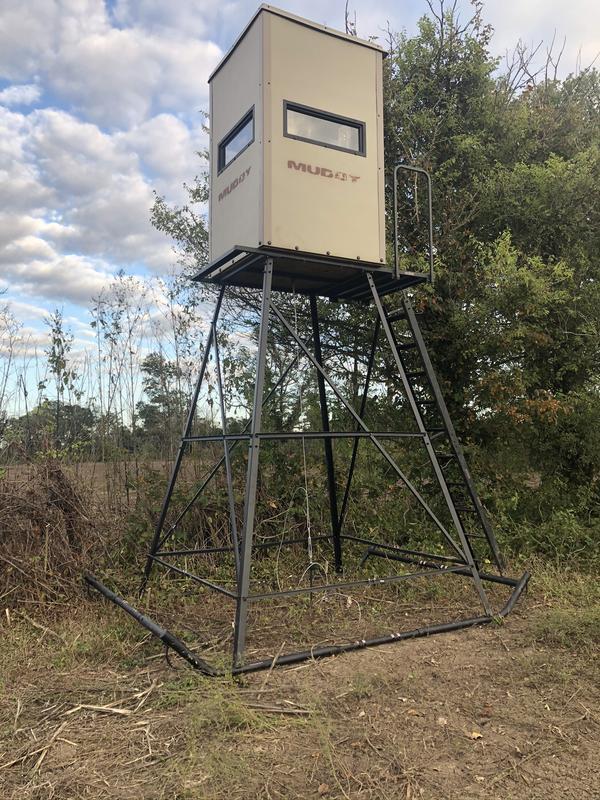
[86,254,529,675]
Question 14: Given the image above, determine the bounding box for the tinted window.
[218,109,254,172]
[285,102,365,155]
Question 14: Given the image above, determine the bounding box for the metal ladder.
[380,292,504,572]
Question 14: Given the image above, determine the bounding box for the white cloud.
[48,27,215,127]
[5,300,53,325]
[118,113,205,184]
[0,0,221,129]
[0,234,56,265]
[0,0,597,325]
[0,0,108,81]
[0,84,41,106]
[111,0,241,40]
[2,254,114,305]
[0,3,216,316]
[0,214,42,250]
[28,108,136,197]
[0,107,51,213]
[68,172,174,269]
[0,323,49,359]
[0,106,181,304]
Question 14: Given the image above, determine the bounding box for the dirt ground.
[1,569,599,800]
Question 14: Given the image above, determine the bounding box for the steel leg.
[213,322,241,579]
[309,295,342,572]
[338,316,380,534]
[232,259,273,667]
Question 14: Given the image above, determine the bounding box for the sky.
[1,0,599,364]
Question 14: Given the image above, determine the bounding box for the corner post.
[232,258,273,667]
[338,313,380,533]
[309,294,342,573]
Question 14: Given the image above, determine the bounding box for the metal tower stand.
[86,252,529,675]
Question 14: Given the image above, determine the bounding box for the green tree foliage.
[36,310,85,452]
[151,166,210,278]
[136,353,188,457]
[5,401,96,459]
[382,3,600,555]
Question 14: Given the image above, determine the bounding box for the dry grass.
[1,565,598,800]
[1,465,598,798]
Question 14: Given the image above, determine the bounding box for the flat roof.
[208,4,386,83]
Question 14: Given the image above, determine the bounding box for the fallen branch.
[64,704,133,717]
[32,722,69,773]
[20,612,67,643]
[245,702,312,716]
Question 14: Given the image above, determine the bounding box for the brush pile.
[0,460,108,605]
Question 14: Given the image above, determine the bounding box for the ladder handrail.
[393,163,434,284]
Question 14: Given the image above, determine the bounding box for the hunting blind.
[86,5,529,675]
[208,5,385,288]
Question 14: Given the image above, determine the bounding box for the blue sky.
[1,0,599,363]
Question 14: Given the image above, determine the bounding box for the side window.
[284,101,365,156]
[218,108,254,173]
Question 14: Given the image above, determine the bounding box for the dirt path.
[1,587,598,799]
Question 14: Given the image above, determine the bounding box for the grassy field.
[1,562,598,800]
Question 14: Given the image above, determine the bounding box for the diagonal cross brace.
[151,331,316,555]
[270,300,467,564]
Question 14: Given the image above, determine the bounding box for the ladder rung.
[429,431,446,441]
[416,399,436,406]
[397,342,418,351]
[386,309,408,323]
[387,309,423,323]
[455,505,475,513]
[440,460,457,469]
[427,427,445,434]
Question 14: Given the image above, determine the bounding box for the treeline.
[0,271,219,464]
[381,4,600,558]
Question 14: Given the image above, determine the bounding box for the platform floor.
[192,246,428,299]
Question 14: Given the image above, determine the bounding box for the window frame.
[283,100,366,157]
[217,107,255,174]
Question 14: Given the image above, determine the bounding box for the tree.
[40,311,83,450]
[151,166,210,279]
[5,401,97,459]
[136,353,189,457]
[0,303,20,439]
